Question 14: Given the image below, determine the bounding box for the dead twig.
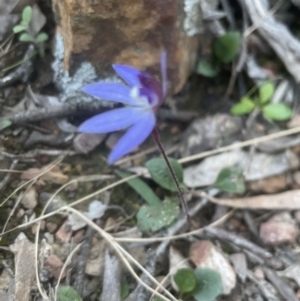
[263,267,299,301]
[204,227,272,259]
[247,269,281,301]
[0,45,35,88]
[125,249,156,301]
[0,149,75,159]
[0,159,18,191]
[242,0,300,82]
[73,227,95,297]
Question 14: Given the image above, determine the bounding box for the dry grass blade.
[197,190,300,210]
[34,174,114,300]
[179,126,300,164]
[0,156,63,207]
[150,258,189,300]
[114,210,233,243]
[54,243,82,301]
[3,124,300,300]
[66,208,178,301]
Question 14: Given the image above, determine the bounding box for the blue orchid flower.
[78,52,167,164]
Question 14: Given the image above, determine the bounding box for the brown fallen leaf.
[21,165,69,184]
[198,190,300,210]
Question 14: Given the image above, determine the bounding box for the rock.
[73,229,85,244]
[294,210,300,223]
[39,192,68,213]
[189,240,236,295]
[184,149,299,188]
[293,171,300,186]
[51,0,218,100]
[44,233,54,244]
[73,133,106,154]
[24,131,69,148]
[46,222,58,234]
[253,266,265,279]
[21,187,37,209]
[85,241,106,276]
[0,0,22,41]
[259,212,299,246]
[31,220,46,235]
[68,200,107,231]
[179,114,242,157]
[248,175,288,193]
[106,132,123,150]
[55,221,72,244]
[229,253,247,283]
[44,254,66,279]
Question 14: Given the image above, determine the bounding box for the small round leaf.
[0,120,12,131]
[262,103,292,121]
[192,268,223,301]
[213,166,245,194]
[174,269,197,293]
[196,60,219,78]
[231,97,255,115]
[137,199,179,232]
[36,32,49,43]
[120,280,130,300]
[58,286,81,301]
[19,33,34,42]
[22,6,32,25]
[146,157,184,192]
[214,31,241,63]
[13,25,27,33]
[259,82,275,104]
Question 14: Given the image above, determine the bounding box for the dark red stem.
[152,127,190,221]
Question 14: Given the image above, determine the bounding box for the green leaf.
[262,103,292,121]
[58,286,82,301]
[213,167,245,194]
[196,60,220,78]
[174,269,197,293]
[35,32,49,43]
[120,280,130,300]
[13,24,27,33]
[152,298,164,301]
[259,82,275,104]
[214,31,241,63]
[146,157,184,192]
[231,97,255,115]
[192,268,223,301]
[117,171,161,207]
[137,198,179,232]
[19,33,34,42]
[22,6,32,25]
[0,120,12,131]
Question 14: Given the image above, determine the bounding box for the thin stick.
[152,128,190,221]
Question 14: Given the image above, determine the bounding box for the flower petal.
[108,112,156,164]
[112,64,144,87]
[82,82,140,106]
[78,107,148,133]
